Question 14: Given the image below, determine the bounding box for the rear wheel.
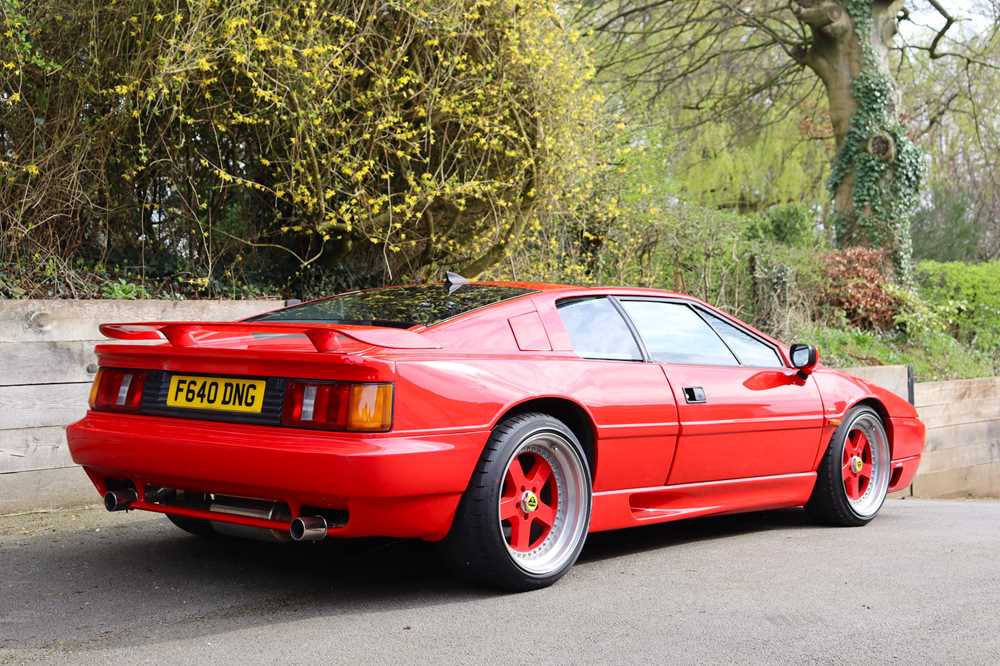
[442,413,591,591]
[808,406,891,526]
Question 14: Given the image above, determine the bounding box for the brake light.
[90,369,147,411]
[282,382,393,432]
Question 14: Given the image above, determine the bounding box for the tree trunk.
[794,0,922,277]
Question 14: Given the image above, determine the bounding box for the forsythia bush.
[0,0,604,294]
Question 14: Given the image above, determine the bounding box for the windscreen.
[250,284,536,328]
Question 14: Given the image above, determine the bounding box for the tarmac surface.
[1,498,998,664]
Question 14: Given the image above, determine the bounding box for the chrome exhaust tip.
[104,489,138,512]
[289,516,327,542]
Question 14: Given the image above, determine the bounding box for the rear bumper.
[66,411,488,540]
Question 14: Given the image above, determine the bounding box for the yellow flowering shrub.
[0,0,603,292]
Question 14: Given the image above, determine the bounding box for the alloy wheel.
[841,412,891,518]
[498,431,589,575]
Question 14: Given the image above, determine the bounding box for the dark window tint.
[557,298,642,361]
[250,285,535,328]
[701,311,783,368]
[621,301,738,366]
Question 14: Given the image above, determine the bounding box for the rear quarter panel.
[393,292,681,491]
[391,357,680,491]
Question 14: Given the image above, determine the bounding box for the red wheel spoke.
[506,457,528,489]
[499,496,518,521]
[533,500,556,528]
[527,461,552,490]
[844,473,860,500]
[856,432,869,455]
[842,462,854,479]
[846,431,861,455]
[860,462,872,480]
[509,514,531,551]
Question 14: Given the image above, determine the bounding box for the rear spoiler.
[98,321,441,352]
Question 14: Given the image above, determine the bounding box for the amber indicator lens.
[347,384,393,432]
[283,382,393,432]
[88,369,103,409]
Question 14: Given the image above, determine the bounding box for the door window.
[700,311,783,368]
[620,300,738,366]
[557,298,643,361]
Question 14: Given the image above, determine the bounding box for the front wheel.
[807,406,892,526]
[442,412,592,591]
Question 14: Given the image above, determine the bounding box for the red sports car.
[67,279,924,590]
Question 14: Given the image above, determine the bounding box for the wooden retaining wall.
[912,377,1000,498]
[0,299,280,512]
[829,366,999,499]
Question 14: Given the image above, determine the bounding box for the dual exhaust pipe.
[103,488,327,541]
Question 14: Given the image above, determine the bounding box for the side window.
[620,300,738,366]
[557,297,642,361]
[700,310,783,368]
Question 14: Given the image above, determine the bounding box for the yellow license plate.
[166,375,266,413]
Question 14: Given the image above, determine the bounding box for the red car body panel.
[66,284,925,541]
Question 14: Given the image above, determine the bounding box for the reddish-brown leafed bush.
[821,247,901,331]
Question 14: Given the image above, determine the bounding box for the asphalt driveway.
[1,498,998,664]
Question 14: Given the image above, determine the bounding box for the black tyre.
[807,405,892,526]
[442,412,592,592]
[166,514,216,537]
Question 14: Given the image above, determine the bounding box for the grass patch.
[794,323,993,382]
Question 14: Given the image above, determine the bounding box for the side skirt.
[588,472,817,533]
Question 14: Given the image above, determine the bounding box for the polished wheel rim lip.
[841,413,891,518]
[498,430,589,576]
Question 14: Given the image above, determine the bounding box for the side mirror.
[790,343,819,378]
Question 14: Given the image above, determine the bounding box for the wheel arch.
[812,396,896,473]
[853,397,895,457]
[495,397,598,481]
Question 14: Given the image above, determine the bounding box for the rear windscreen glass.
[250,284,536,328]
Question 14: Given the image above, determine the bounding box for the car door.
[554,296,681,491]
[617,298,825,485]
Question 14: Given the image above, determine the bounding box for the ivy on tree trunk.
[793,0,925,278]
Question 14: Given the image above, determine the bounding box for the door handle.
[683,386,706,404]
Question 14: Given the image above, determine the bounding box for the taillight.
[282,382,393,432]
[89,368,147,411]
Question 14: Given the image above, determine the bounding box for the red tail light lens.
[90,369,147,412]
[282,382,393,432]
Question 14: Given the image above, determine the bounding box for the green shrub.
[101,278,150,300]
[745,204,818,247]
[917,261,1000,366]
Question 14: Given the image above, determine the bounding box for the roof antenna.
[444,271,469,294]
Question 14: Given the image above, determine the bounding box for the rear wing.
[98,321,441,352]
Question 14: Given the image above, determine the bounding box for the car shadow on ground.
[580,507,815,564]
[2,507,820,653]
